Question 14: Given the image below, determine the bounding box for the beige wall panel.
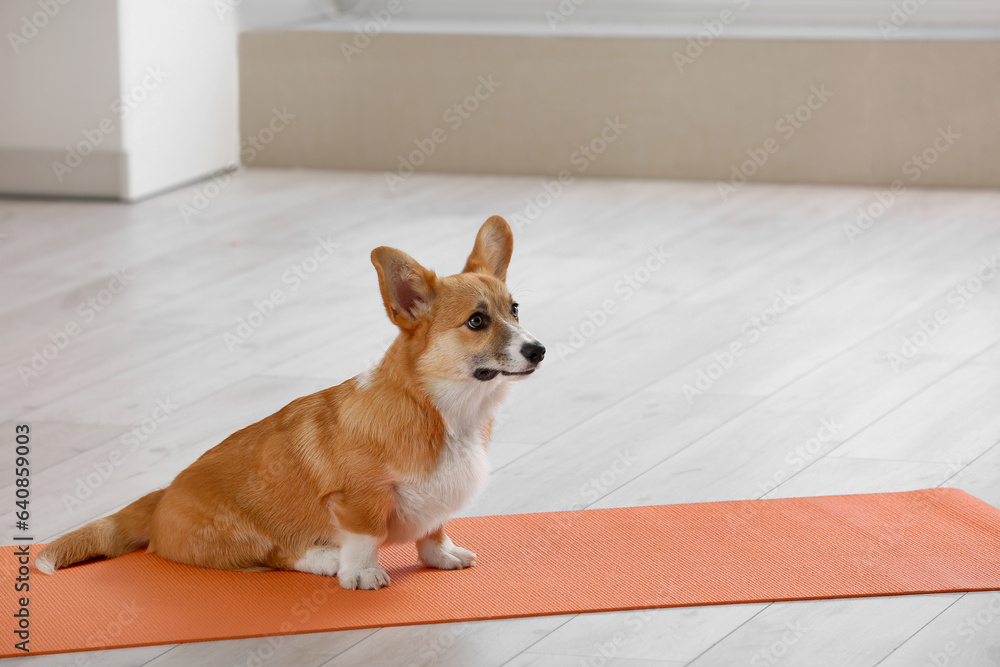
[240,32,1000,188]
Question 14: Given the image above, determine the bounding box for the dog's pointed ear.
[371,246,437,329]
[463,215,513,281]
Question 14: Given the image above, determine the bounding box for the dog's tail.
[35,489,164,574]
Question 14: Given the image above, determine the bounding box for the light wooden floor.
[2,169,1000,667]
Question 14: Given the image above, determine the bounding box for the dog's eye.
[511,302,519,319]
[467,313,485,330]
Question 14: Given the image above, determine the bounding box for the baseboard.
[0,147,126,199]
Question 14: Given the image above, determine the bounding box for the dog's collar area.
[473,368,535,381]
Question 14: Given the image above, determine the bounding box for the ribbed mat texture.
[4,488,1000,657]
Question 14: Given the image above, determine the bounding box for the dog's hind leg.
[291,546,341,576]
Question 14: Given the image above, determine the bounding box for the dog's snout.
[521,341,546,364]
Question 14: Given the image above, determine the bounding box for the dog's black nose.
[521,341,546,364]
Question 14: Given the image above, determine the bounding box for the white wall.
[0,0,121,151]
[118,0,238,200]
[0,0,239,200]
[0,0,124,196]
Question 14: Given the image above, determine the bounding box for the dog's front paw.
[338,565,391,590]
[418,538,477,570]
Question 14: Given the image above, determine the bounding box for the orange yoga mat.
[5,488,1000,657]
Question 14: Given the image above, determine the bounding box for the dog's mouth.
[473,368,535,381]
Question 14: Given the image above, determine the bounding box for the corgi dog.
[36,216,544,590]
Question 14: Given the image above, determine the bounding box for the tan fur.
[35,490,163,573]
[36,216,542,589]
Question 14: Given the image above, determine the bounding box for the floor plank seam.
[869,594,967,667]
[766,335,1000,499]
[598,289,1000,510]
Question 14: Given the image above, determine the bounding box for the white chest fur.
[387,380,508,543]
[389,432,489,543]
